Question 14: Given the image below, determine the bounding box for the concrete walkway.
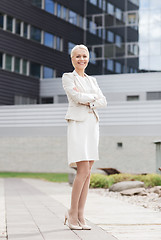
[1,178,161,240]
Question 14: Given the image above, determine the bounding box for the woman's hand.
[73,87,79,92]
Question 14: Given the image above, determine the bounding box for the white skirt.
[67,112,99,167]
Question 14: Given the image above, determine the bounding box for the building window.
[116,35,122,47]
[30,26,41,42]
[14,95,37,105]
[0,13,3,28]
[57,4,61,17]
[107,3,114,15]
[68,42,75,55]
[43,66,54,78]
[45,0,55,14]
[14,57,20,73]
[89,51,96,64]
[117,142,123,148]
[69,10,77,25]
[32,0,42,8]
[56,36,61,51]
[22,59,27,75]
[89,0,97,6]
[147,92,161,100]
[5,54,12,71]
[107,30,114,42]
[30,62,40,78]
[89,21,97,34]
[23,22,28,38]
[79,16,83,28]
[127,95,139,101]
[115,62,121,73]
[0,52,2,68]
[7,16,13,32]
[107,59,114,71]
[62,6,67,20]
[41,97,54,104]
[127,12,138,25]
[44,32,54,48]
[115,8,122,21]
[15,20,21,35]
[98,0,102,9]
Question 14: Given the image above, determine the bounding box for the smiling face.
[71,48,89,71]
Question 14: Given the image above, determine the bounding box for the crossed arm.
[62,73,107,109]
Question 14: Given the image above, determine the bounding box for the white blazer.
[62,70,107,122]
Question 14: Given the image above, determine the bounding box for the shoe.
[78,219,92,230]
[64,211,82,230]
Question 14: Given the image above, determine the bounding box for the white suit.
[62,70,107,167]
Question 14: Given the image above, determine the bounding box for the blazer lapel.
[72,70,87,92]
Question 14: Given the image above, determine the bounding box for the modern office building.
[0,0,161,105]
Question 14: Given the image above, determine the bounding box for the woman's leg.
[78,160,94,224]
[68,161,90,225]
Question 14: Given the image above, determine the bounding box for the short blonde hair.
[71,44,89,58]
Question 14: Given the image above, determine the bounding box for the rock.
[109,181,145,192]
[148,186,161,194]
[68,173,75,185]
[120,187,146,196]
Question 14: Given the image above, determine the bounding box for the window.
[115,62,121,73]
[0,13,3,28]
[89,21,97,34]
[115,8,122,20]
[107,30,114,42]
[15,20,21,35]
[56,36,61,51]
[89,51,96,64]
[45,0,55,14]
[5,54,12,71]
[116,35,122,47]
[127,12,138,25]
[107,3,114,15]
[44,32,54,48]
[14,57,20,73]
[62,6,67,20]
[30,62,40,78]
[79,16,83,28]
[68,42,75,55]
[7,16,13,32]
[98,0,102,8]
[23,23,28,38]
[14,95,37,105]
[30,26,41,42]
[107,59,114,71]
[22,59,27,75]
[147,92,161,100]
[57,4,61,17]
[0,52,2,68]
[89,0,97,6]
[69,10,77,25]
[127,95,139,101]
[32,0,42,8]
[117,142,123,148]
[41,97,54,104]
[43,66,54,78]
[103,0,106,11]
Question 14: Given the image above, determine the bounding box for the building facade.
[0,0,161,105]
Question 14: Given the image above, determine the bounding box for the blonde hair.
[71,44,89,58]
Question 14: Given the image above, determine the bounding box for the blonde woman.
[62,44,107,230]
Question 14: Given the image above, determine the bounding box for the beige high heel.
[78,219,92,230]
[64,211,82,230]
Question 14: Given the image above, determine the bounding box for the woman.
[62,44,107,230]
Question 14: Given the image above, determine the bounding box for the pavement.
[0,178,161,240]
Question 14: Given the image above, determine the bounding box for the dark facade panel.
[0,69,39,105]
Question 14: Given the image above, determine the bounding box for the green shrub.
[90,174,109,188]
[90,173,161,188]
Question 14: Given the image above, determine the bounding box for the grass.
[0,172,68,182]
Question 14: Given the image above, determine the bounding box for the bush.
[90,173,161,188]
